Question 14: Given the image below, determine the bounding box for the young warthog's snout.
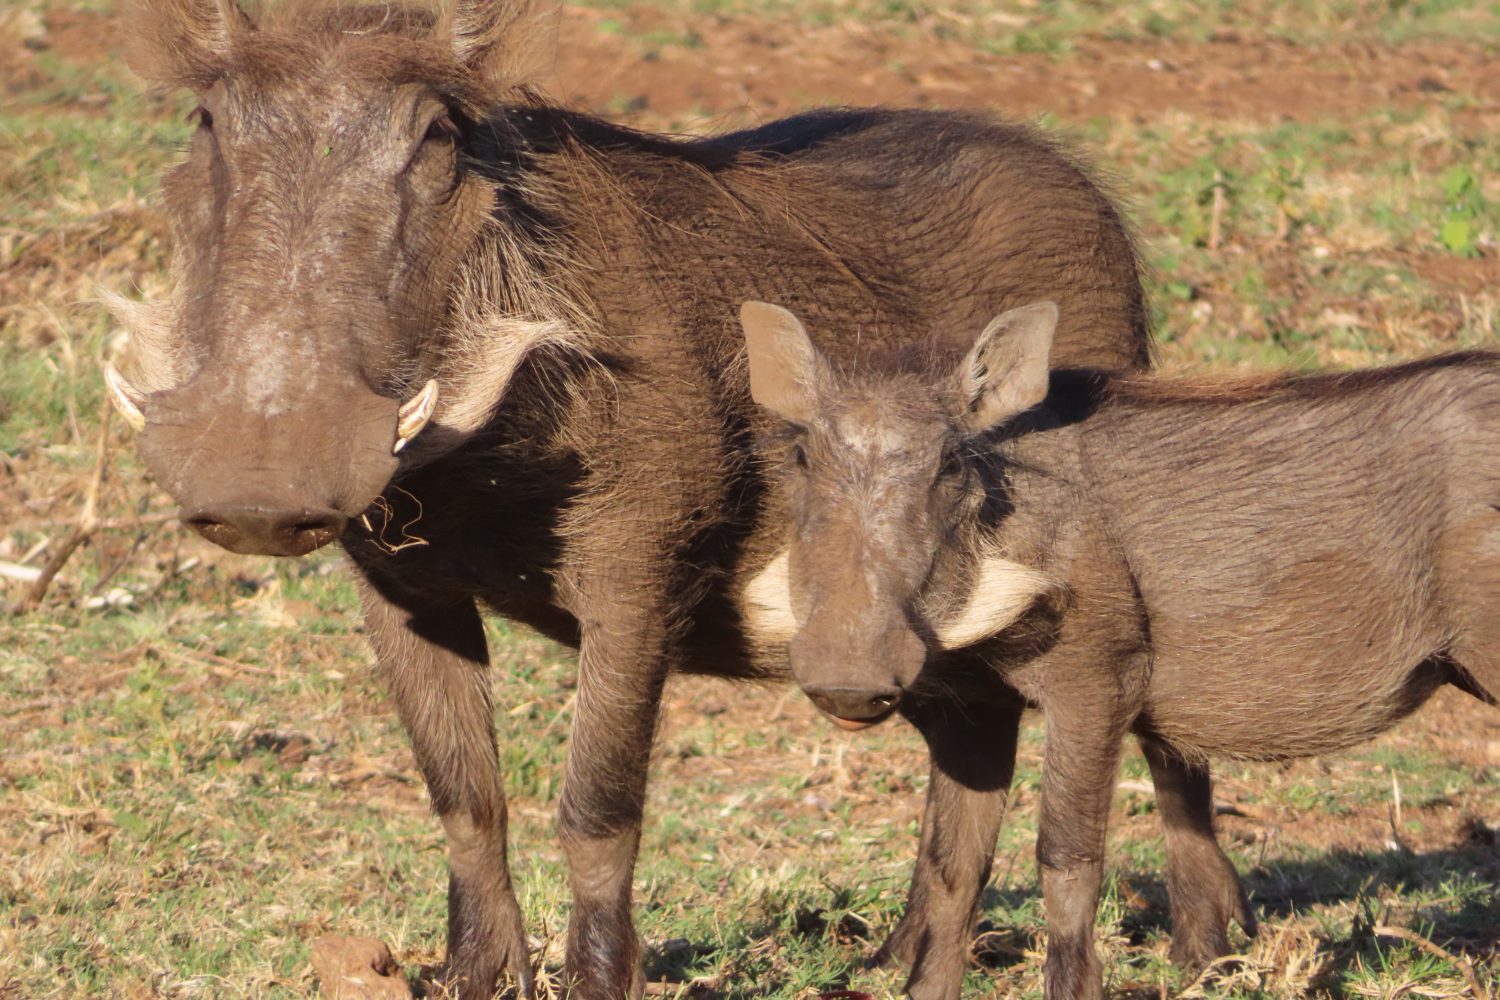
[784,531,933,728]
[792,619,925,729]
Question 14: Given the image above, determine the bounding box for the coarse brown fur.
[747,306,1500,1000]
[114,2,1156,997]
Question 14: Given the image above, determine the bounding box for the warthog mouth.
[800,680,903,731]
[815,698,900,732]
[825,710,896,732]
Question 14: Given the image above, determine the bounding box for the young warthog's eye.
[790,443,809,470]
[188,105,213,131]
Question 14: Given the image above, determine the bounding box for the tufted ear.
[956,301,1057,432]
[121,0,253,90]
[446,0,561,91]
[739,302,830,426]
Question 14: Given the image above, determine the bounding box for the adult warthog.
[110,1,1164,996]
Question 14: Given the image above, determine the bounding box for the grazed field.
[2,1,1498,998]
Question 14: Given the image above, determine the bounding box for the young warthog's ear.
[121,0,252,90]
[447,0,562,90]
[958,301,1058,432]
[739,302,829,426]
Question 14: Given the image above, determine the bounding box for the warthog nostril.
[182,505,347,558]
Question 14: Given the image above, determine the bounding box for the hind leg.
[1139,737,1255,970]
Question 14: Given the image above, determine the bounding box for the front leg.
[1036,672,1131,1000]
[878,692,1026,1000]
[1138,736,1255,969]
[556,592,674,999]
[356,573,533,1000]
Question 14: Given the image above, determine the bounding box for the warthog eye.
[424,112,458,144]
[188,105,213,131]
[790,443,808,470]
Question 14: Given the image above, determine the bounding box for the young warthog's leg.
[357,577,533,1000]
[1037,689,1129,1000]
[556,605,673,1000]
[1139,737,1255,969]
[876,694,1026,1000]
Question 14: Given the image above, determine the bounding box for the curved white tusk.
[104,364,147,432]
[393,378,439,454]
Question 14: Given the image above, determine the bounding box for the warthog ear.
[739,302,829,426]
[958,301,1058,432]
[121,0,253,89]
[448,0,562,90]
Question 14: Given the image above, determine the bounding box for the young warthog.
[741,299,1500,999]
[109,1,1161,996]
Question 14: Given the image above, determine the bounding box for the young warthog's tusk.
[394,379,439,454]
[104,364,147,431]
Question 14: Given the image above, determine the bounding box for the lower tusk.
[104,364,147,431]
[394,378,439,454]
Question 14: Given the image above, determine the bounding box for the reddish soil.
[549,6,1500,130]
[38,7,116,67]
[17,5,1500,133]
[1403,251,1500,296]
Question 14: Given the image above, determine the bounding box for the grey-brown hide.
[760,305,1500,1000]
[114,3,1158,998]
[113,0,514,555]
[741,301,1057,726]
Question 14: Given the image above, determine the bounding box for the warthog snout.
[791,621,925,729]
[183,505,347,558]
[124,361,408,558]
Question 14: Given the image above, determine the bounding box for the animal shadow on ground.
[636,902,880,998]
[1110,838,1498,943]
[1098,831,1498,996]
[413,833,1498,998]
[406,906,887,998]
[960,827,1499,995]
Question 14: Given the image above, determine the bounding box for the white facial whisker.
[934,556,1052,649]
[743,549,797,644]
[743,547,1051,653]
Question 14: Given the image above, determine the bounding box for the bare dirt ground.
[546,6,1500,126]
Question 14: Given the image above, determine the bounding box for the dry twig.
[12,510,179,533]
[1208,169,1228,251]
[152,644,281,679]
[1373,925,1491,1000]
[16,397,113,610]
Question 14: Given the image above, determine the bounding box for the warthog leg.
[1140,736,1255,969]
[357,577,534,1000]
[555,578,674,1000]
[877,692,1025,1000]
[1036,652,1133,1000]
